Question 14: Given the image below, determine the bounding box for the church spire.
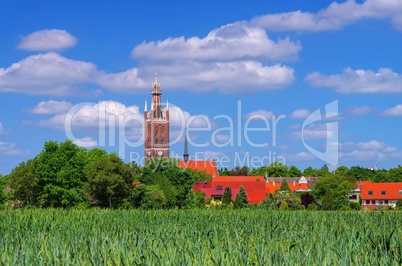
[183,129,189,162]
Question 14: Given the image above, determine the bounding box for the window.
[366,200,370,204]
[381,190,386,195]
[368,190,373,195]
[399,190,402,195]
[379,200,384,205]
[385,200,389,204]
[216,186,222,190]
[371,200,376,204]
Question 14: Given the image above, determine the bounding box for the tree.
[35,140,87,208]
[86,154,134,208]
[288,165,302,177]
[312,174,355,210]
[279,179,291,193]
[185,190,206,209]
[387,165,402,182]
[218,168,230,176]
[234,186,248,208]
[8,159,40,207]
[0,174,11,207]
[230,166,249,176]
[266,162,288,177]
[222,187,232,205]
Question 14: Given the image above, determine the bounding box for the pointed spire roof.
[183,129,189,162]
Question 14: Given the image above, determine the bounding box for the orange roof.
[360,181,402,200]
[179,160,218,178]
[213,176,265,182]
[265,182,309,194]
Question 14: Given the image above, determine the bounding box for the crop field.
[0,209,401,265]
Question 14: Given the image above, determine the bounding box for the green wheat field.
[1,209,401,265]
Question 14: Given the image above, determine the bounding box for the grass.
[0,209,401,265]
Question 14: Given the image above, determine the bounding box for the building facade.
[144,74,170,162]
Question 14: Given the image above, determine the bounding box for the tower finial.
[152,73,160,89]
[183,128,189,162]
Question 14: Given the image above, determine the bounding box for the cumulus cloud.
[251,0,402,32]
[244,110,274,120]
[339,139,402,161]
[306,68,402,93]
[345,106,377,116]
[286,151,316,162]
[0,52,294,95]
[383,104,402,116]
[132,22,301,62]
[0,52,101,96]
[73,136,97,148]
[0,142,30,156]
[18,29,78,51]
[29,100,74,114]
[290,109,310,119]
[0,121,4,135]
[142,61,295,93]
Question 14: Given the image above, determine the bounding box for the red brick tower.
[144,73,170,162]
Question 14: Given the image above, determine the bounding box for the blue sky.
[1,0,402,174]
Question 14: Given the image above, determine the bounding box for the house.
[360,181,402,210]
[185,160,310,204]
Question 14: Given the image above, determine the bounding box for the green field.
[0,209,401,265]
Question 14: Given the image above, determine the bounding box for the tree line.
[1,139,402,210]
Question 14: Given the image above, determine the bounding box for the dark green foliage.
[185,190,206,209]
[86,153,134,208]
[229,166,250,176]
[0,174,11,206]
[279,179,291,193]
[218,167,230,176]
[8,160,40,207]
[288,165,302,177]
[234,186,248,208]
[222,187,232,205]
[250,162,289,177]
[35,140,88,208]
[313,173,355,210]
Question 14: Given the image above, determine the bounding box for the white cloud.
[306,68,402,93]
[245,110,274,120]
[251,0,402,32]
[345,106,376,116]
[0,52,101,96]
[33,100,142,130]
[0,121,4,135]
[290,109,310,119]
[383,104,402,116]
[18,29,78,51]
[73,136,97,148]
[286,152,316,162]
[29,100,73,114]
[0,53,294,95]
[0,142,30,156]
[141,61,295,93]
[338,139,402,161]
[288,123,332,140]
[132,22,301,62]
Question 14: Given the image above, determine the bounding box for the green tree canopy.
[234,186,248,208]
[8,159,40,207]
[222,187,232,205]
[35,140,87,208]
[86,153,134,208]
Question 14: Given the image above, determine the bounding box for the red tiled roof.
[179,160,218,178]
[213,176,265,182]
[360,181,402,200]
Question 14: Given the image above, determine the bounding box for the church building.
[144,74,170,162]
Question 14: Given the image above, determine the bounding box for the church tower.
[144,73,170,162]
